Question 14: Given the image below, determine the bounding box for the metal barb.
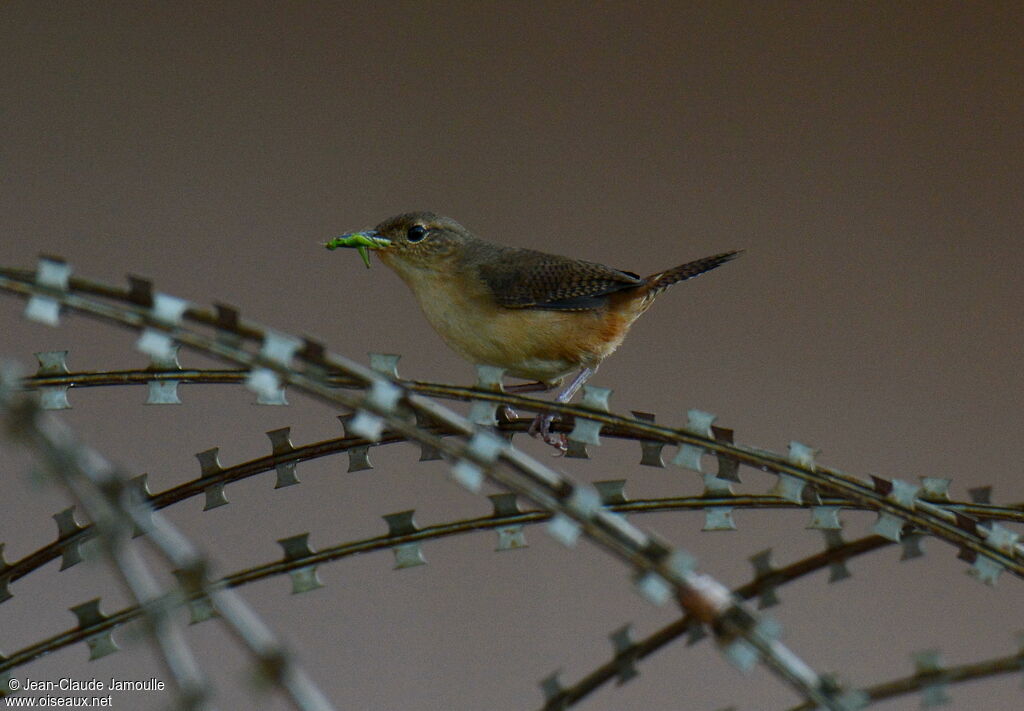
[539,671,567,710]
[24,257,71,326]
[382,512,426,569]
[34,350,71,409]
[631,411,665,467]
[609,625,639,684]
[277,534,324,594]
[53,507,86,570]
[749,550,780,608]
[69,599,120,660]
[913,650,952,707]
[267,428,300,488]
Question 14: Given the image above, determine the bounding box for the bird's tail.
[643,250,742,300]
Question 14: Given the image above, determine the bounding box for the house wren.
[326,211,740,449]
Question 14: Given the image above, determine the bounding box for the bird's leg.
[529,367,596,451]
[501,380,555,421]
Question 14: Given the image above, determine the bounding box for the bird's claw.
[529,413,568,454]
[498,405,518,423]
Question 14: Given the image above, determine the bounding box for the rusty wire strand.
[0,264,847,708]
[787,646,1024,710]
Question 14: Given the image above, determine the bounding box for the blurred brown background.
[1,2,1021,709]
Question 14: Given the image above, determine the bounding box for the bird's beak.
[323,230,392,268]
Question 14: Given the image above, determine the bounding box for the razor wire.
[0,263,852,706]
[2,414,1018,708]
[0,260,1021,709]
[1,389,1022,606]
[0,369,336,711]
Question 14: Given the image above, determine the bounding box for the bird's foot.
[529,413,567,454]
[498,405,518,423]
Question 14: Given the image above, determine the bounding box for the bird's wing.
[477,248,644,311]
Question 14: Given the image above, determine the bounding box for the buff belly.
[382,255,640,383]
[414,278,631,382]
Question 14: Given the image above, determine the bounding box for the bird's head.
[324,212,474,271]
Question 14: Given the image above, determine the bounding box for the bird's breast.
[386,257,638,382]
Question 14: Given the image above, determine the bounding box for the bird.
[325,211,740,450]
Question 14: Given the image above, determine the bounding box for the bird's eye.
[407,225,428,243]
